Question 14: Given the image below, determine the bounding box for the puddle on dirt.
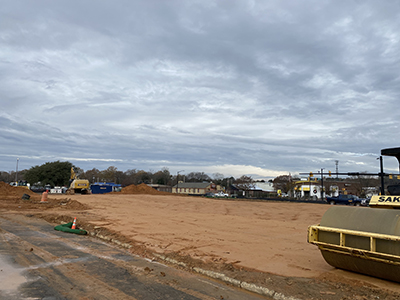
[0,255,27,294]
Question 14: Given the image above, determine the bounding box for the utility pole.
[379,156,385,195]
[335,160,339,179]
[15,158,19,183]
[320,168,324,200]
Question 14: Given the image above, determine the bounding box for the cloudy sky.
[1,0,400,179]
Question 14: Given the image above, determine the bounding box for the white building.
[254,181,275,192]
[294,179,334,200]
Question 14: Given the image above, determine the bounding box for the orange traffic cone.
[40,190,48,203]
[71,217,77,229]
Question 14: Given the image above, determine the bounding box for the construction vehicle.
[9,180,30,189]
[308,147,400,282]
[67,167,90,194]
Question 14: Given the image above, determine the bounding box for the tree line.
[1,161,387,197]
[0,161,259,189]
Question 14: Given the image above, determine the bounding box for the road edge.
[91,231,301,300]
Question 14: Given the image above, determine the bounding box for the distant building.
[227,182,276,198]
[172,182,221,195]
[254,181,274,192]
[294,179,327,200]
[147,184,172,193]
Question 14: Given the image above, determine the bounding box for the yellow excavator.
[308,147,400,282]
[67,167,90,194]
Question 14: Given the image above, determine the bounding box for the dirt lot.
[1,182,400,300]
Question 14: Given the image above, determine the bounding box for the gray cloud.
[1,0,400,178]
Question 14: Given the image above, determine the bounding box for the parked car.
[326,194,363,206]
[214,191,229,198]
[30,185,46,193]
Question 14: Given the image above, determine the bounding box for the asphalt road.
[0,214,270,300]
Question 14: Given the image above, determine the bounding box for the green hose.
[54,222,87,235]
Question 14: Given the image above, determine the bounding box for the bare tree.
[235,175,255,190]
[152,167,171,185]
[273,175,299,194]
[186,172,211,182]
[100,166,119,182]
[349,173,379,197]
[212,173,224,184]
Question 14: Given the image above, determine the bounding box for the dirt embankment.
[0,182,89,211]
[0,182,40,200]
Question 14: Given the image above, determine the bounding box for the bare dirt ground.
[1,182,400,300]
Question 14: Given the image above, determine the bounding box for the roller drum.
[318,206,400,282]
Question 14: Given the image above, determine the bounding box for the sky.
[1,0,400,180]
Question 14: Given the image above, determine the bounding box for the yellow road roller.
[308,147,400,282]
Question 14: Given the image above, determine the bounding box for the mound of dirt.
[120,183,170,195]
[63,199,91,210]
[0,181,40,200]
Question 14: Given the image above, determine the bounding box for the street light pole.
[177,170,184,194]
[15,158,19,183]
